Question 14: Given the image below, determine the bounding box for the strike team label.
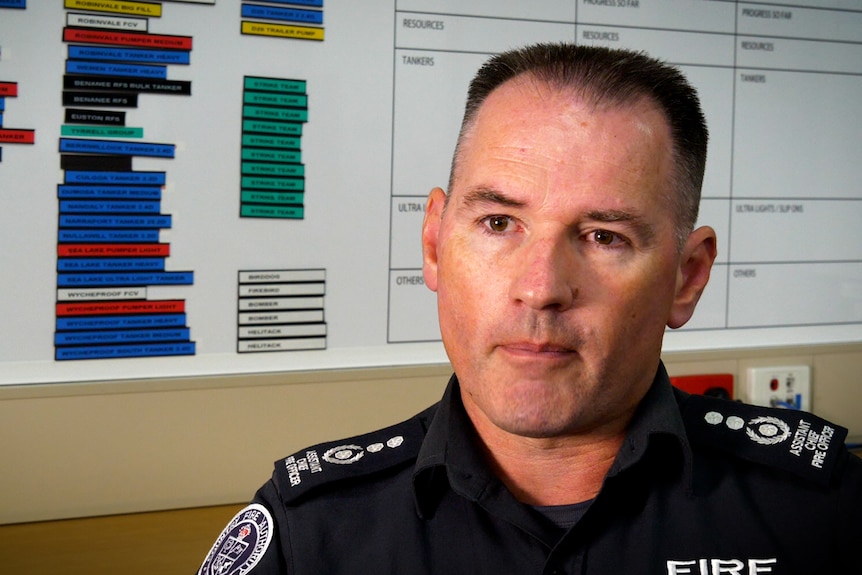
[237,269,327,353]
[240,76,308,219]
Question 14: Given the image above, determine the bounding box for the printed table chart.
[387,0,862,347]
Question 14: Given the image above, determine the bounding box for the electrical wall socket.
[745,365,811,411]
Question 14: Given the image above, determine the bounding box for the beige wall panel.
[812,351,862,433]
[1,345,860,525]
[0,367,450,524]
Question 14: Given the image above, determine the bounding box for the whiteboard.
[1,0,861,385]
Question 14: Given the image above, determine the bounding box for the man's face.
[422,77,713,439]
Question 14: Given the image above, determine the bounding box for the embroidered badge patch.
[272,415,427,502]
[685,395,849,486]
[198,504,273,575]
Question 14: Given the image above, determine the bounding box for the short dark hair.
[449,43,708,246]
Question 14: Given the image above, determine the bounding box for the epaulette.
[682,393,848,487]
[272,415,427,503]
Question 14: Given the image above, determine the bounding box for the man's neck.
[468,411,630,506]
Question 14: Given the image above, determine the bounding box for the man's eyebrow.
[460,187,526,209]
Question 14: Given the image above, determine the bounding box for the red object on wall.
[670,373,734,400]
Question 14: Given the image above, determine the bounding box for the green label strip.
[241,205,305,219]
[244,77,307,94]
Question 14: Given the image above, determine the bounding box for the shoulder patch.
[272,415,426,502]
[198,503,273,575]
[683,394,848,486]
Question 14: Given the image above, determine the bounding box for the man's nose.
[509,234,577,311]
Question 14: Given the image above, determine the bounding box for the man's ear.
[668,226,718,329]
[421,187,447,293]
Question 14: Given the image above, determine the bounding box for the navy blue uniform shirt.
[198,363,862,574]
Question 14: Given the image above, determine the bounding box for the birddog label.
[198,504,273,575]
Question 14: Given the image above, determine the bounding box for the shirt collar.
[412,374,496,519]
[607,361,692,479]
[412,362,694,519]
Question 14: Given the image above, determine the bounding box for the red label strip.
[0,129,35,144]
[63,28,193,51]
[0,82,18,97]
[57,300,186,316]
[58,243,170,257]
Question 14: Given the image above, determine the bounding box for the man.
[199,44,861,574]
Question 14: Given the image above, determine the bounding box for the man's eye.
[485,216,511,233]
[593,229,619,245]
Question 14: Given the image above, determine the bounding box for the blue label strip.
[55,342,196,361]
[68,45,191,65]
[59,229,161,242]
[59,138,175,158]
[58,258,166,272]
[66,60,168,79]
[57,271,193,287]
[0,98,5,111]
[57,313,187,331]
[0,0,27,8]
[59,200,162,214]
[241,4,323,24]
[59,214,172,228]
[55,328,191,346]
[58,185,162,199]
[251,0,322,6]
[64,171,166,185]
